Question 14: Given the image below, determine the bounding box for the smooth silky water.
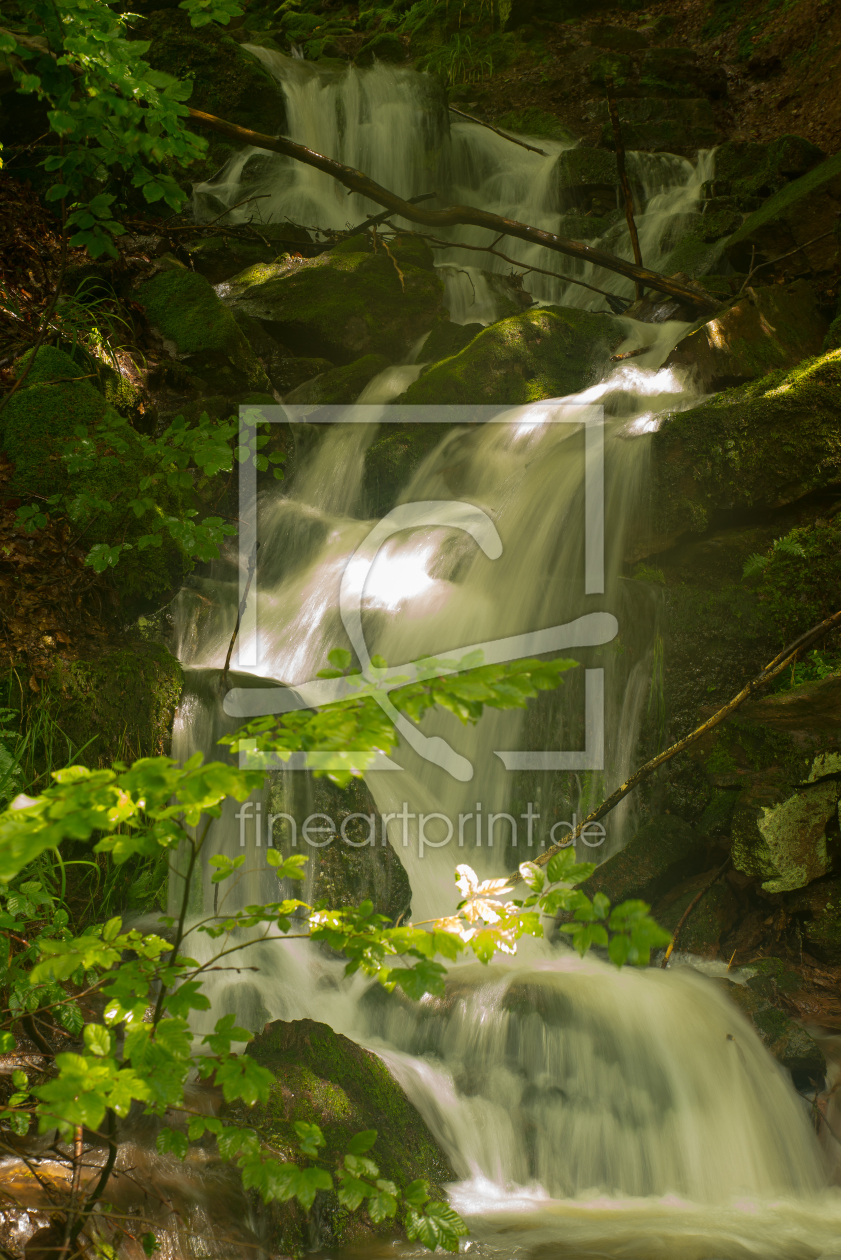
[170,55,841,1259]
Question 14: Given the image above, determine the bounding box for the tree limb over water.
[186,107,718,312]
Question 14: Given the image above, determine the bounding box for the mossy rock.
[284,353,390,404]
[638,47,724,100]
[142,9,287,172]
[588,51,634,88]
[555,146,618,215]
[664,281,828,391]
[652,870,738,956]
[362,422,452,518]
[585,23,650,51]
[137,268,269,395]
[270,356,335,396]
[183,234,282,286]
[401,306,625,405]
[713,136,825,203]
[726,151,841,276]
[493,108,575,143]
[647,350,841,552]
[357,32,406,64]
[230,1018,455,1254]
[419,318,484,368]
[590,97,719,153]
[31,642,183,769]
[576,814,706,906]
[660,235,729,280]
[716,978,825,1085]
[229,236,444,365]
[789,878,841,965]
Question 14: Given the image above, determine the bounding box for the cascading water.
[170,55,841,1259]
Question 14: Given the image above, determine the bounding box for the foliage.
[742,528,806,581]
[15,408,241,575]
[222,647,579,786]
[420,32,493,84]
[0,0,244,258]
[0,650,667,1252]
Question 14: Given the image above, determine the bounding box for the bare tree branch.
[186,107,718,311]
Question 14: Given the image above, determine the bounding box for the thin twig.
[448,105,549,156]
[201,193,272,229]
[605,77,643,302]
[534,604,841,868]
[186,106,718,310]
[738,229,835,294]
[660,856,731,968]
[221,543,258,693]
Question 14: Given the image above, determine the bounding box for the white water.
[175,56,841,1260]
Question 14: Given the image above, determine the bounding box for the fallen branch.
[448,105,549,157]
[186,107,718,310]
[737,228,835,294]
[385,226,630,311]
[534,604,841,869]
[605,77,644,302]
[660,856,731,968]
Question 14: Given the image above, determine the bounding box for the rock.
[787,879,841,965]
[228,235,444,365]
[739,673,841,732]
[35,643,183,769]
[231,1018,454,1254]
[356,32,406,64]
[555,146,618,215]
[401,306,625,405]
[585,23,650,51]
[589,97,719,153]
[271,355,334,396]
[664,281,829,391]
[363,423,453,518]
[558,211,618,239]
[638,47,728,99]
[420,318,484,368]
[711,136,826,203]
[646,349,841,552]
[588,51,635,89]
[576,815,707,906]
[2,347,193,610]
[142,9,288,175]
[651,868,738,956]
[493,108,576,143]
[284,353,391,404]
[716,978,826,1086]
[730,755,840,893]
[726,151,841,277]
[137,268,270,395]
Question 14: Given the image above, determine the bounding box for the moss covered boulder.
[555,146,618,215]
[590,97,719,154]
[575,815,707,907]
[142,9,287,175]
[726,151,841,277]
[419,319,484,367]
[716,977,826,1086]
[284,354,390,404]
[711,135,825,204]
[647,350,841,552]
[402,306,625,405]
[33,643,182,768]
[229,236,444,365]
[230,1018,454,1254]
[664,281,828,391]
[137,267,269,395]
[788,878,841,965]
[651,868,738,957]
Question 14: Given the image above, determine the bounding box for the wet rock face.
[646,349,841,554]
[401,306,625,405]
[226,234,444,365]
[716,977,826,1088]
[726,150,841,278]
[283,353,390,404]
[233,1018,454,1254]
[664,281,829,392]
[576,814,712,907]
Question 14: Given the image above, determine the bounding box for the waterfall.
[169,57,841,1260]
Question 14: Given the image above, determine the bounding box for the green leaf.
[83,1023,112,1058]
[346,1129,377,1155]
[0,1033,16,1053]
[406,1202,469,1253]
[157,1127,189,1159]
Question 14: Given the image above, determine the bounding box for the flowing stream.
[170,55,841,1260]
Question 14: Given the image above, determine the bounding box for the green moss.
[824,313,841,353]
[357,32,406,63]
[420,318,484,367]
[728,151,841,247]
[31,643,183,769]
[494,108,575,142]
[402,306,625,405]
[755,516,841,644]
[650,349,841,546]
[661,235,728,279]
[137,268,268,393]
[285,353,390,404]
[230,237,444,364]
[713,136,824,201]
[230,1018,454,1255]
